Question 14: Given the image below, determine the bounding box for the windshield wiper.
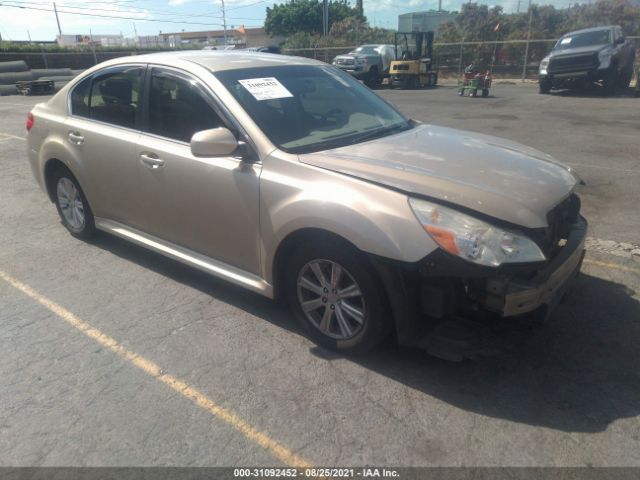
[350,122,411,145]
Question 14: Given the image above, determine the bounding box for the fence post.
[521,4,533,81]
[40,44,49,69]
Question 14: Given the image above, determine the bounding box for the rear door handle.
[68,131,84,145]
[140,153,165,169]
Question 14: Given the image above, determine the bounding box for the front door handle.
[140,153,165,169]
[68,131,84,145]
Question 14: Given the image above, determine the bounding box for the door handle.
[140,153,165,169]
[68,131,84,145]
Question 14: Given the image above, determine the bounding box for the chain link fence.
[284,36,640,80]
[1,37,638,80]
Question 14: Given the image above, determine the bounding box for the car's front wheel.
[284,241,391,354]
[539,79,551,94]
[52,167,95,239]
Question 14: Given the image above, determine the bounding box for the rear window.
[89,67,143,129]
[70,77,91,117]
[70,66,143,129]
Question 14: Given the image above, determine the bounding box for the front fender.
[259,154,437,282]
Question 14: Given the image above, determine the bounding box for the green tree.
[265,0,359,37]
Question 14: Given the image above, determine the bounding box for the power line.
[0,2,266,26]
[5,0,263,20]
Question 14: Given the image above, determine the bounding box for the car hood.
[549,44,608,57]
[335,54,375,60]
[300,124,581,228]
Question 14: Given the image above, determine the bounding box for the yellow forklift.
[390,31,438,89]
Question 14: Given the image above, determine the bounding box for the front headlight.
[539,57,549,74]
[598,49,613,68]
[409,198,546,267]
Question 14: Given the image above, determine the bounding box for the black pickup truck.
[538,25,636,94]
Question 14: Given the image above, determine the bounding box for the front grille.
[548,53,598,74]
[545,193,581,258]
[335,58,354,66]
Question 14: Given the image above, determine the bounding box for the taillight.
[26,112,34,131]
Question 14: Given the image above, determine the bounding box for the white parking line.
[565,162,639,173]
[0,133,26,141]
[0,102,35,107]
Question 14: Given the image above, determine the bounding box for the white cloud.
[1,0,152,40]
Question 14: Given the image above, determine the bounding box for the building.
[56,34,126,47]
[398,11,456,37]
[159,26,284,49]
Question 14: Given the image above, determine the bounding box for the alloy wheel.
[56,177,85,231]
[296,259,366,340]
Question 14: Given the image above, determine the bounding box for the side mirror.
[190,127,238,157]
[614,37,625,45]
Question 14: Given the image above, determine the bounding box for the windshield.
[215,65,412,154]
[554,29,611,50]
[351,46,378,55]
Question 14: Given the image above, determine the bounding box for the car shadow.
[549,85,638,98]
[88,231,640,434]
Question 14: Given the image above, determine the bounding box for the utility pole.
[53,2,62,37]
[132,22,138,48]
[521,0,533,81]
[516,0,521,12]
[438,0,442,11]
[221,0,228,45]
[322,0,328,36]
[27,30,32,43]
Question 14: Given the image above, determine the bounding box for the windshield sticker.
[238,77,293,101]
[560,37,572,45]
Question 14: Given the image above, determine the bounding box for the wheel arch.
[271,228,365,300]
[43,158,68,202]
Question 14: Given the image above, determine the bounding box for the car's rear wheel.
[52,167,95,239]
[284,241,390,354]
[619,62,634,88]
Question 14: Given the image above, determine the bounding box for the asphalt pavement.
[1,85,639,468]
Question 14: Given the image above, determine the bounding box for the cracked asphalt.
[1,84,639,468]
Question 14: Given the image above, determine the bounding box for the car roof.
[562,25,618,36]
[106,50,323,72]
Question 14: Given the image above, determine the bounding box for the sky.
[0,0,581,41]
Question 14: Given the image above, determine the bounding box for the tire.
[539,79,551,94]
[470,89,477,97]
[284,240,391,354]
[602,68,618,95]
[52,166,96,240]
[458,89,464,96]
[619,63,633,89]
[364,67,379,88]
[482,88,489,97]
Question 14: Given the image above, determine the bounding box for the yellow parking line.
[583,258,640,275]
[0,269,313,468]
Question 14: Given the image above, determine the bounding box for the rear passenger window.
[70,77,91,117]
[89,67,143,129]
[146,70,224,143]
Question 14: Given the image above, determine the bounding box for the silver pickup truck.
[332,44,396,87]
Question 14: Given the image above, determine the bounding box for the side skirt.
[94,217,274,298]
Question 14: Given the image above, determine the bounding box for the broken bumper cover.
[483,216,587,316]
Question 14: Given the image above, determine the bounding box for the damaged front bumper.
[482,216,586,316]
[371,216,588,347]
